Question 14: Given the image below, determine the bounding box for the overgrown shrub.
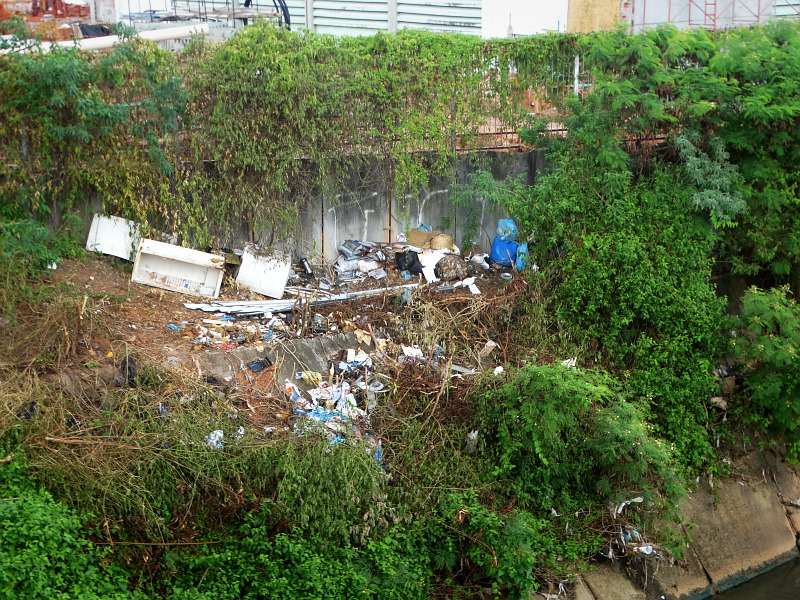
[164,519,433,600]
[732,286,800,455]
[0,455,139,600]
[512,98,725,467]
[475,365,686,512]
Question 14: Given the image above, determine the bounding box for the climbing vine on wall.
[0,21,579,245]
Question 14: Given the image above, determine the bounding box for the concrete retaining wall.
[572,449,800,600]
[71,150,545,266]
[281,150,545,262]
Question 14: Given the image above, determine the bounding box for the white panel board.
[85,214,142,261]
[235,247,292,299]
[131,239,224,298]
[398,0,481,34]
[296,0,481,36]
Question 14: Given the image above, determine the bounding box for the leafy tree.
[732,286,800,455]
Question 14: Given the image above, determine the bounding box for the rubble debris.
[435,254,469,281]
[132,239,224,298]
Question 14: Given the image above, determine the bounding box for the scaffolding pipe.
[5,23,209,53]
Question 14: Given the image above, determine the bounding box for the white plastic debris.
[358,259,380,273]
[479,340,498,358]
[561,357,577,369]
[402,345,424,359]
[493,366,504,376]
[613,496,644,518]
[465,430,478,454]
[205,430,224,450]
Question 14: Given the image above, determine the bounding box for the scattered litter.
[613,496,644,518]
[490,218,519,267]
[710,396,728,410]
[470,253,491,269]
[435,254,469,281]
[248,358,272,372]
[515,242,529,272]
[16,401,37,420]
[493,366,504,376]
[166,324,182,331]
[479,340,498,358]
[359,259,380,273]
[465,430,478,454]
[205,430,224,450]
[299,371,323,385]
[402,345,424,359]
[119,356,138,382]
[561,357,577,369]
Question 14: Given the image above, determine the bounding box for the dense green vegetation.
[2,18,800,599]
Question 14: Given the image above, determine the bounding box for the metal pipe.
[19,23,210,54]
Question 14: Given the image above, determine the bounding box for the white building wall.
[286,0,481,36]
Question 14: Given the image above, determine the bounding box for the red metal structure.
[621,0,800,32]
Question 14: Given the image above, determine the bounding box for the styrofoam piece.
[131,239,224,298]
[235,247,291,299]
[85,214,142,260]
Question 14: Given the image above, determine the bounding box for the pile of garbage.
[280,342,390,463]
[87,212,535,305]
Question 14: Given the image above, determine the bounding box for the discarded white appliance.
[235,247,291,299]
[131,239,224,298]
[85,214,142,261]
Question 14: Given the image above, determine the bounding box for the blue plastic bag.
[490,237,518,267]
[496,219,518,242]
[515,242,529,271]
